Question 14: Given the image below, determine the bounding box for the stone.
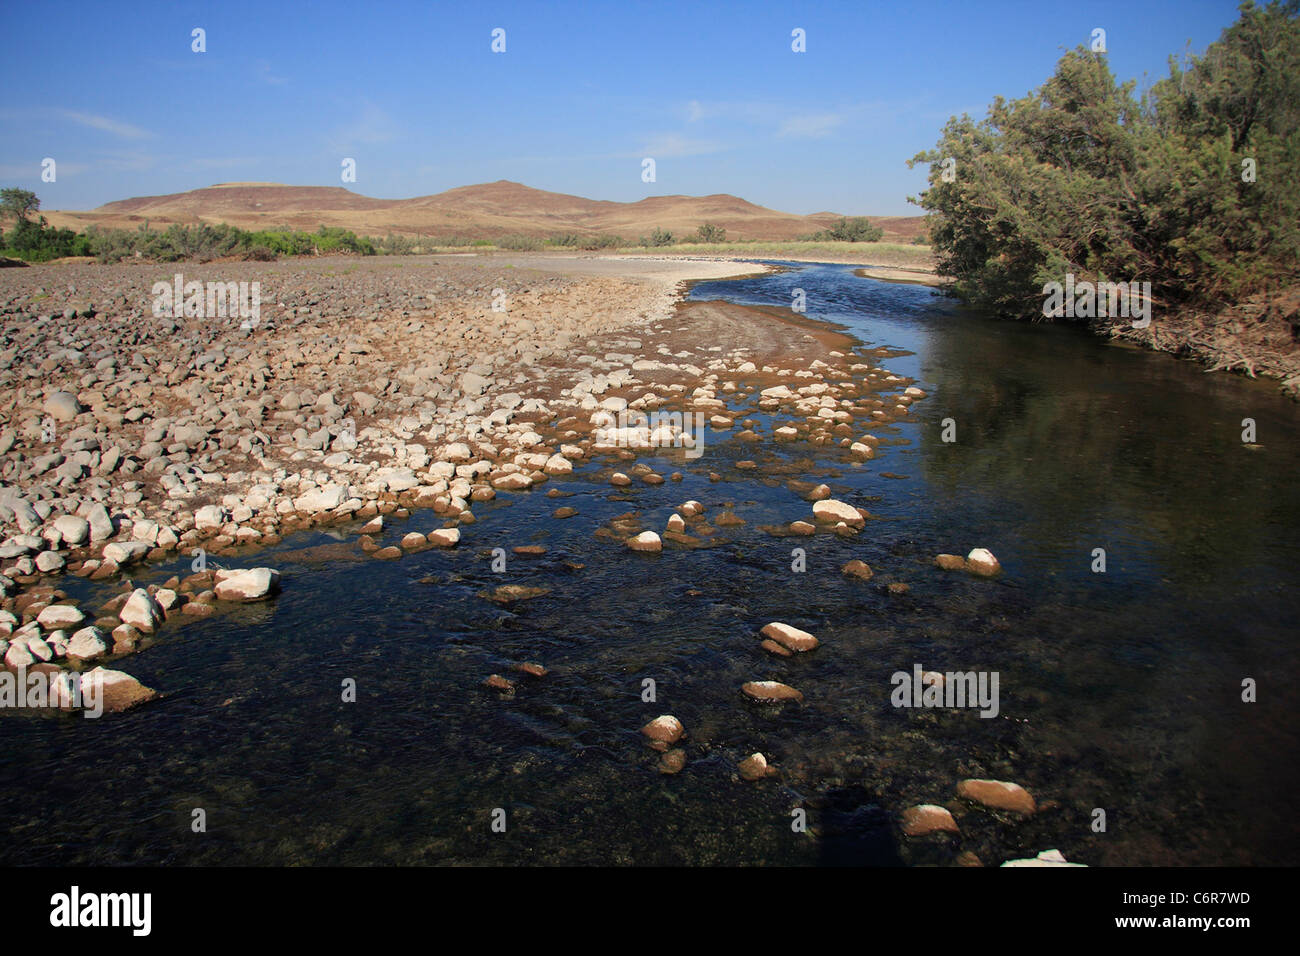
[658,750,686,774]
[901,804,960,837]
[294,486,347,513]
[742,681,803,702]
[738,752,772,781]
[427,528,460,547]
[213,568,280,602]
[812,499,864,527]
[1002,849,1085,868]
[842,559,874,580]
[194,505,226,530]
[626,531,662,552]
[957,779,1036,815]
[966,548,1002,577]
[759,622,820,653]
[83,666,158,713]
[119,588,164,633]
[53,515,91,547]
[36,604,85,629]
[35,550,66,572]
[479,585,551,605]
[44,391,83,422]
[102,540,150,565]
[641,715,684,745]
[935,553,966,570]
[66,626,110,661]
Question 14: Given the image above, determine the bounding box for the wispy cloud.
[328,102,399,152]
[639,132,727,158]
[56,109,152,140]
[777,112,845,139]
[255,60,288,86]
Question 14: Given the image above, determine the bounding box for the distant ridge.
[45,180,925,243]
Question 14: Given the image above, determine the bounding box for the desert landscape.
[1,0,1296,931]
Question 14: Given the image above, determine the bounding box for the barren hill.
[45,180,925,243]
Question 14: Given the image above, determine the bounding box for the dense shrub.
[907,0,1300,318]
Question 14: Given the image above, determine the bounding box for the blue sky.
[1,0,1246,216]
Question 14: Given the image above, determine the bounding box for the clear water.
[3,261,1296,866]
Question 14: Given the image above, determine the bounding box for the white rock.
[214,568,281,602]
[427,528,460,547]
[53,515,90,547]
[812,499,864,527]
[194,505,226,530]
[36,604,86,629]
[119,588,163,633]
[67,626,110,661]
[103,540,150,564]
[293,486,347,513]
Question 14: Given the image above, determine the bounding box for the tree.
[907,0,1299,317]
[695,223,726,243]
[0,188,39,225]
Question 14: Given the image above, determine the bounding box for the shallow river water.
[3,261,1297,866]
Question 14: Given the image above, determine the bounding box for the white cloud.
[776,112,845,139]
[639,133,726,158]
[56,109,152,140]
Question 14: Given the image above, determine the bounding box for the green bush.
[804,217,884,242]
[908,0,1300,317]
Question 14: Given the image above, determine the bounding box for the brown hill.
[45,180,925,243]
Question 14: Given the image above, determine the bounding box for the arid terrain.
[43,180,927,244]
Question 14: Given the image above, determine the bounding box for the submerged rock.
[84,666,158,714]
[812,499,864,527]
[213,568,281,602]
[759,622,819,653]
[738,752,775,781]
[658,749,686,774]
[957,779,1036,814]
[742,681,803,702]
[842,559,874,581]
[626,531,662,552]
[479,585,551,605]
[641,715,684,746]
[966,548,1002,577]
[901,804,960,837]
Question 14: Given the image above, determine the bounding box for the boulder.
[119,588,164,633]
[66,626,110,661]
[53,515,91,547]
[427,528,460,548]
[626,531,662,553]
[759,622,819,653]
[957,779,1036,814]
[641,715,684,745]
[812,499,864,527]
[901,804,960,837]
[741,681,803,702]
[213,568,281,602]
[83,666,158,714]
[966,548,1002,577]
[36,604,86,629]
